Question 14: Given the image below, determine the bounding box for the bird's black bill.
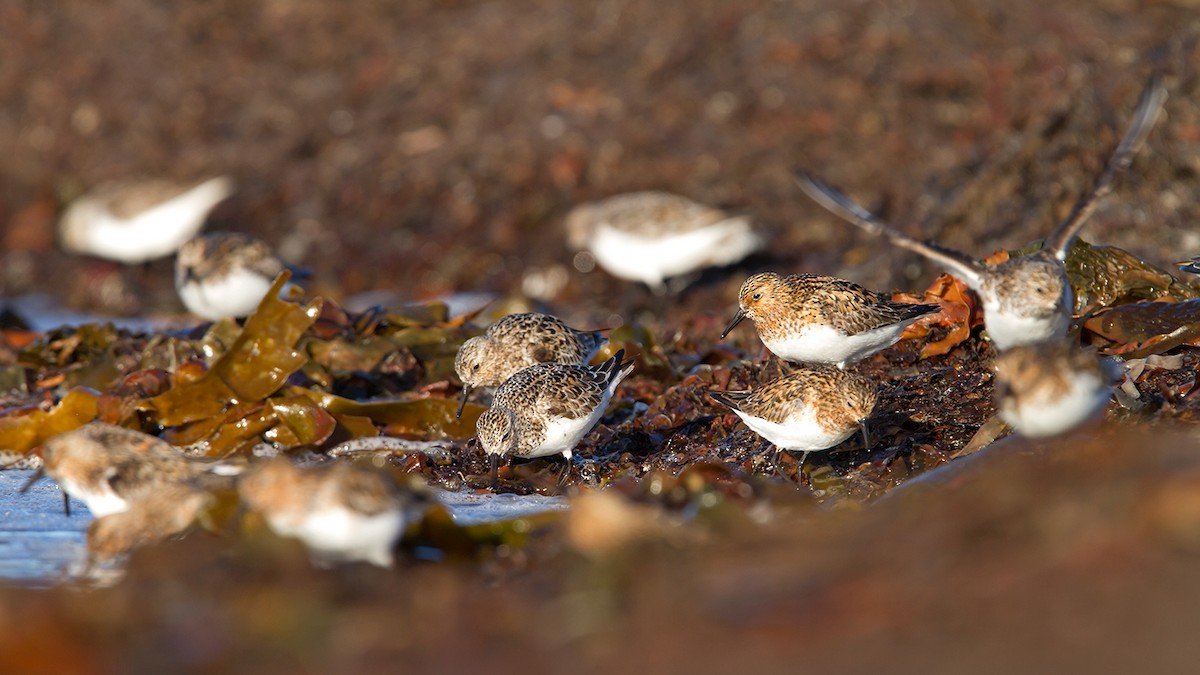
[860,421,871,450]
[489,454,499,487]
[455,386,473,419]
[62,492,71,517]
[720,309,747,339]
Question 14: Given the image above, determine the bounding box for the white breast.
[734,405,855,452]
[762,321,911,368]
[266,506,404,568]
[60,476,128,518]
[588,217,761,288]
[982,299,1068,350]
[528,414,599,459]
[1000,372,1110,438]
[179,268,277,320]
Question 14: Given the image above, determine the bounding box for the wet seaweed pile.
[1,240,1198,503]
[3,259,1200,671]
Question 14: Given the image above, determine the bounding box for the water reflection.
[0,471,89,585]
[0,470,567,583]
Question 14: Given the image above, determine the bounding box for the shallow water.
[436,489,568,525]
[1,294,168,333]
[0,295,572,583]
[0,472,90,585]
[0,470,567,583]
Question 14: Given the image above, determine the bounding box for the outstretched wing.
[1045,72,1168,260]
[794,171,985,288]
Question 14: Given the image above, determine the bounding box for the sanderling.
[60,176,234,264]
[455,312,607,417]
[475,349,634,480]
[175,232,291,321]
[795,74,1166,350]
[237,457,427,568]
[566,191,763,292]
[34,422,199,518]
[720,271,939,368]
[992,340,1118,438]
[710,365,877,469]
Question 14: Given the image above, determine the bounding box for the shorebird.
[175,232,294,321]
[566,191,763,292]
[992,340,1119,438]
[710,365,877,469]
[720,271,939,368]
[795,74,1166,350]
[475,349,634,483]
[454,312,607,417]
[238,457,428,568]
[60,176,234,264]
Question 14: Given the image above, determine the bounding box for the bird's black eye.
[473,363,480,371]
[752,293,762,301]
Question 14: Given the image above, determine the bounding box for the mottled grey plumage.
[175,231,292,320]
[567,191,736,241]
[100,180,213,219]
[455,312,606,417]
[176,232,286,282]
[476,349,634,460]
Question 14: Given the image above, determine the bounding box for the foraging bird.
[992,340,1118,438]
[33,422,200,518]
[238,457,428,568]
[475,349,634,482]
[454,312,607,418]
[710,365,877,469]
[721,271,939,368]
[85,482,213,562]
